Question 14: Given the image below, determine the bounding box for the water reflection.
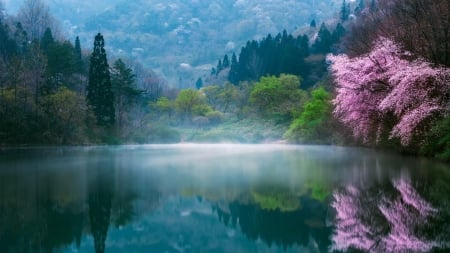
[331,174,449,253]
[214,197,332,252]
[88,163,114,253]
[0,145,448,252]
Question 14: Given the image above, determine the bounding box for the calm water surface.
[0,144,449,253]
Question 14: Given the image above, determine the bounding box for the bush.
[146,124,181,143]
[206,111,224,125]
[284,87,332,143]
[421,115,450,161]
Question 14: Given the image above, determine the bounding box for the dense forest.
[0,0,449,160]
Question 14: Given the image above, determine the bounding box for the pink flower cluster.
[328,37,450,145]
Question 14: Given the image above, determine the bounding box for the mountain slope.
[5,0,343,86]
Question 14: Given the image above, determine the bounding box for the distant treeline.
[212,24,345,88]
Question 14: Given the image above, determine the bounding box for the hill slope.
[5,0,343,86]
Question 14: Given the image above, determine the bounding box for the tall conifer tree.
[74,36,83,73]
[87,33,115,126]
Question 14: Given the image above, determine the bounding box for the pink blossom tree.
[327,37,450,145]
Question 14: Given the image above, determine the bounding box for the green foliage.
[73,36,83,73]
[206,111,224,125]
[175,89,212,122]
[154,96,175,117]
[40,87,87,144]
[46,41,76,78]
[308,181,331,201]
[202,85,222,110]
[422,115,450,161]
[284,87,332,143]
[195,78,203,89]
[87,33,115,126]
[229,32,310,85]
[313,23,332,54]
[250,74,306,120]
[251,187,300,212]
[202,83,239,113]
[146,124,181,143]
[179,115,287,143]
[111,59,141,128]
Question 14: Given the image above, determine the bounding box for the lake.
[0,144,449,253]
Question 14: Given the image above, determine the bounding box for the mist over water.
[0,144,448,252]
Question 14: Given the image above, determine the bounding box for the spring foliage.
[328,37,450,146]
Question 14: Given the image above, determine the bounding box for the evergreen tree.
[87,33,115,126]
[313,23,332,53]
[195,77,203,90]
[298,34,310,57]
[332,23,346,45]
[228,52,239,85]
[355,0,365,13]
[222,54,230,68]
[14,22,28,55]
[46,41,75,77]
[340,0,349,21]
[310,19,316,28]
[74,36,83,73]
[111,59,140,128]
[216,59,223,76]
[40,27,53,53]
[0,19,16,60]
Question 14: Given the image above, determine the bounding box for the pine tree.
[310,19,316,28]
[313,23,332,53]
[216,59,223,76]
[87,33,115,126]
[340,0,349,21]
[40,27,53,53]
[0,19,17,60]
[332,23,346,45]
[111,59,139,128]
[195,78,203,90]
[74,36,83,73]
[222,54,230,68]
[228,52,239,85]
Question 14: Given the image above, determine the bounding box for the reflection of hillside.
[214,196,332,252]
[0,152,160,253]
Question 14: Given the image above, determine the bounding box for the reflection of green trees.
[88,166,114,253]
[307,181,331,202]
[0,201,85,253]
[250,187,300,212]
[214,196,332,252]
[0,154,143,253]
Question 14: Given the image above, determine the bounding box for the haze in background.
[2,0,343,86]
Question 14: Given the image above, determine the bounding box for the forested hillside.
[4,0,346,86]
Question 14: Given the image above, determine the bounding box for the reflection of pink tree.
[328,37,450,145]
[331,177,438,252]
[331,186,375,251]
